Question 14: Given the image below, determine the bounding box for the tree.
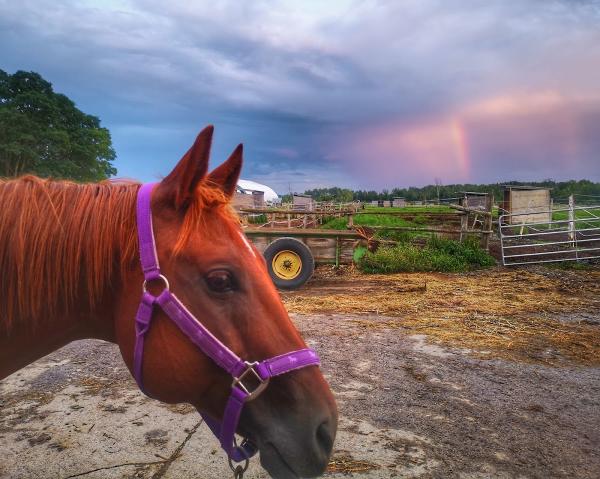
[0,70,116,181]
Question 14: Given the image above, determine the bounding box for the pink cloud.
[328,90,600,188]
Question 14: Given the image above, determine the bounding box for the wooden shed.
[459,192,489,211]
[392,197,406,208]
[293,194,314,211]
[251,190,265,208]
[501,186,552,225]
[232,192,255,210]
[232,190,265,210]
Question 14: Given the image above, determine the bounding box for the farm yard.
[1,265,599,478]
[4,5,600,478]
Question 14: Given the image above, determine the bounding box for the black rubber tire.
[263,237,315,290]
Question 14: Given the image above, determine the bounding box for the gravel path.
[1,310,599,478]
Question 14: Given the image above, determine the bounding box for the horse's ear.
[207,144,243,199]
[159,125,214,210]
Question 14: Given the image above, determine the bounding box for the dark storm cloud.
[1,0,599,190]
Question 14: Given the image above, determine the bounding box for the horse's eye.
[205,270,234,293]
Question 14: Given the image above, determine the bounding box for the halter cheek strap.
[133,183,320,464]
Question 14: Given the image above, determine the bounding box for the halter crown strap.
[136,183,161,281]
[133,182,320,464]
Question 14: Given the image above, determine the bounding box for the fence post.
[481,194,493,251]
[347,213,354,229]
[568,194,575,243]
[459,213,467,242]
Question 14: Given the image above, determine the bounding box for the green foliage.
[0,70,116,180]
[320,217,348,229]
[303,187,354,202]
[358,236,496,273]
[248,214,268,224]
[374,230,417,243]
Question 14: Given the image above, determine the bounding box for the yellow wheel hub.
[272,250,302,280]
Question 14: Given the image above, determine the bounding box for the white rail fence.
[499,199,600,266]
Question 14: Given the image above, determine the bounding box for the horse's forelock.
[173,181,239,254]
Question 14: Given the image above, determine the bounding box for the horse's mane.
[0,175,235,334]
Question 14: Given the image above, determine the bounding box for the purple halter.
[133,183,320,465]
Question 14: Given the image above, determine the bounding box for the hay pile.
[327,455,380,474]
[282,268,600,365]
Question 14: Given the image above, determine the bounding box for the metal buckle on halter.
[232,361,270,401]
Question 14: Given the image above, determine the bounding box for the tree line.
[301,180,600,204]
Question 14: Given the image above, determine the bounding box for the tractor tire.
[263,237,314,290]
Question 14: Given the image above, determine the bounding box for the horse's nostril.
[316,420,334,455]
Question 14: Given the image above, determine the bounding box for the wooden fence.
[238,198,494,250]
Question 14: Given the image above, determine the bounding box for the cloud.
[0,0,599,188]
[333,90,600,187]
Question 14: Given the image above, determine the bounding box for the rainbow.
[450,119,470,181]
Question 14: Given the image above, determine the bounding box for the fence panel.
[499,205,600,266]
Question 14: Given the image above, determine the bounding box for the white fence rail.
[499,204,600,266]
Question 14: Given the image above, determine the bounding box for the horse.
[0,125,338,479]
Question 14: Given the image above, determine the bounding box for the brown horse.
[0,126,337,478]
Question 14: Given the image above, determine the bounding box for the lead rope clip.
[229,457,249,479]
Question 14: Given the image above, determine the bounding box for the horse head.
[114,126,337,478]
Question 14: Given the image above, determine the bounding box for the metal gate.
[499,204,600,266]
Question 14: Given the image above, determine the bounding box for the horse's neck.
[0,303,117,380]
[0,317,80,379]
[0,179,137,380]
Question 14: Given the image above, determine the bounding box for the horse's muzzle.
[259,414,336,478]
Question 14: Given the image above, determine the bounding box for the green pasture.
[322,205,457,231]
[552,208,600,224]
[362,205,455,213]
[321,214,416,230]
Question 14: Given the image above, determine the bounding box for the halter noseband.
[133,183,320,465]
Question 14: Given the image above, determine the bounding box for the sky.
[1,0,599,193]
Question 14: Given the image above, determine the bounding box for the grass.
[362,205,455,213]
[358,237,496,273]
[552,208,600,222]
[544,260,597,271]
[322,214,417,230]
[320,204,495,272]
[321,206,454,236]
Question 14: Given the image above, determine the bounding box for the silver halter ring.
[142,274,170,294]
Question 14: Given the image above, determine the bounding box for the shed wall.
[506,189,551,224]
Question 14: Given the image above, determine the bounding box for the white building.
[237,179,280,204]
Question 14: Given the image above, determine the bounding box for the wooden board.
[244,228,360,264]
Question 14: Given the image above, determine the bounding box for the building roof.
[237,179,279,202]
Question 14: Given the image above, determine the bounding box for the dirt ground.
[1,266,599,478]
